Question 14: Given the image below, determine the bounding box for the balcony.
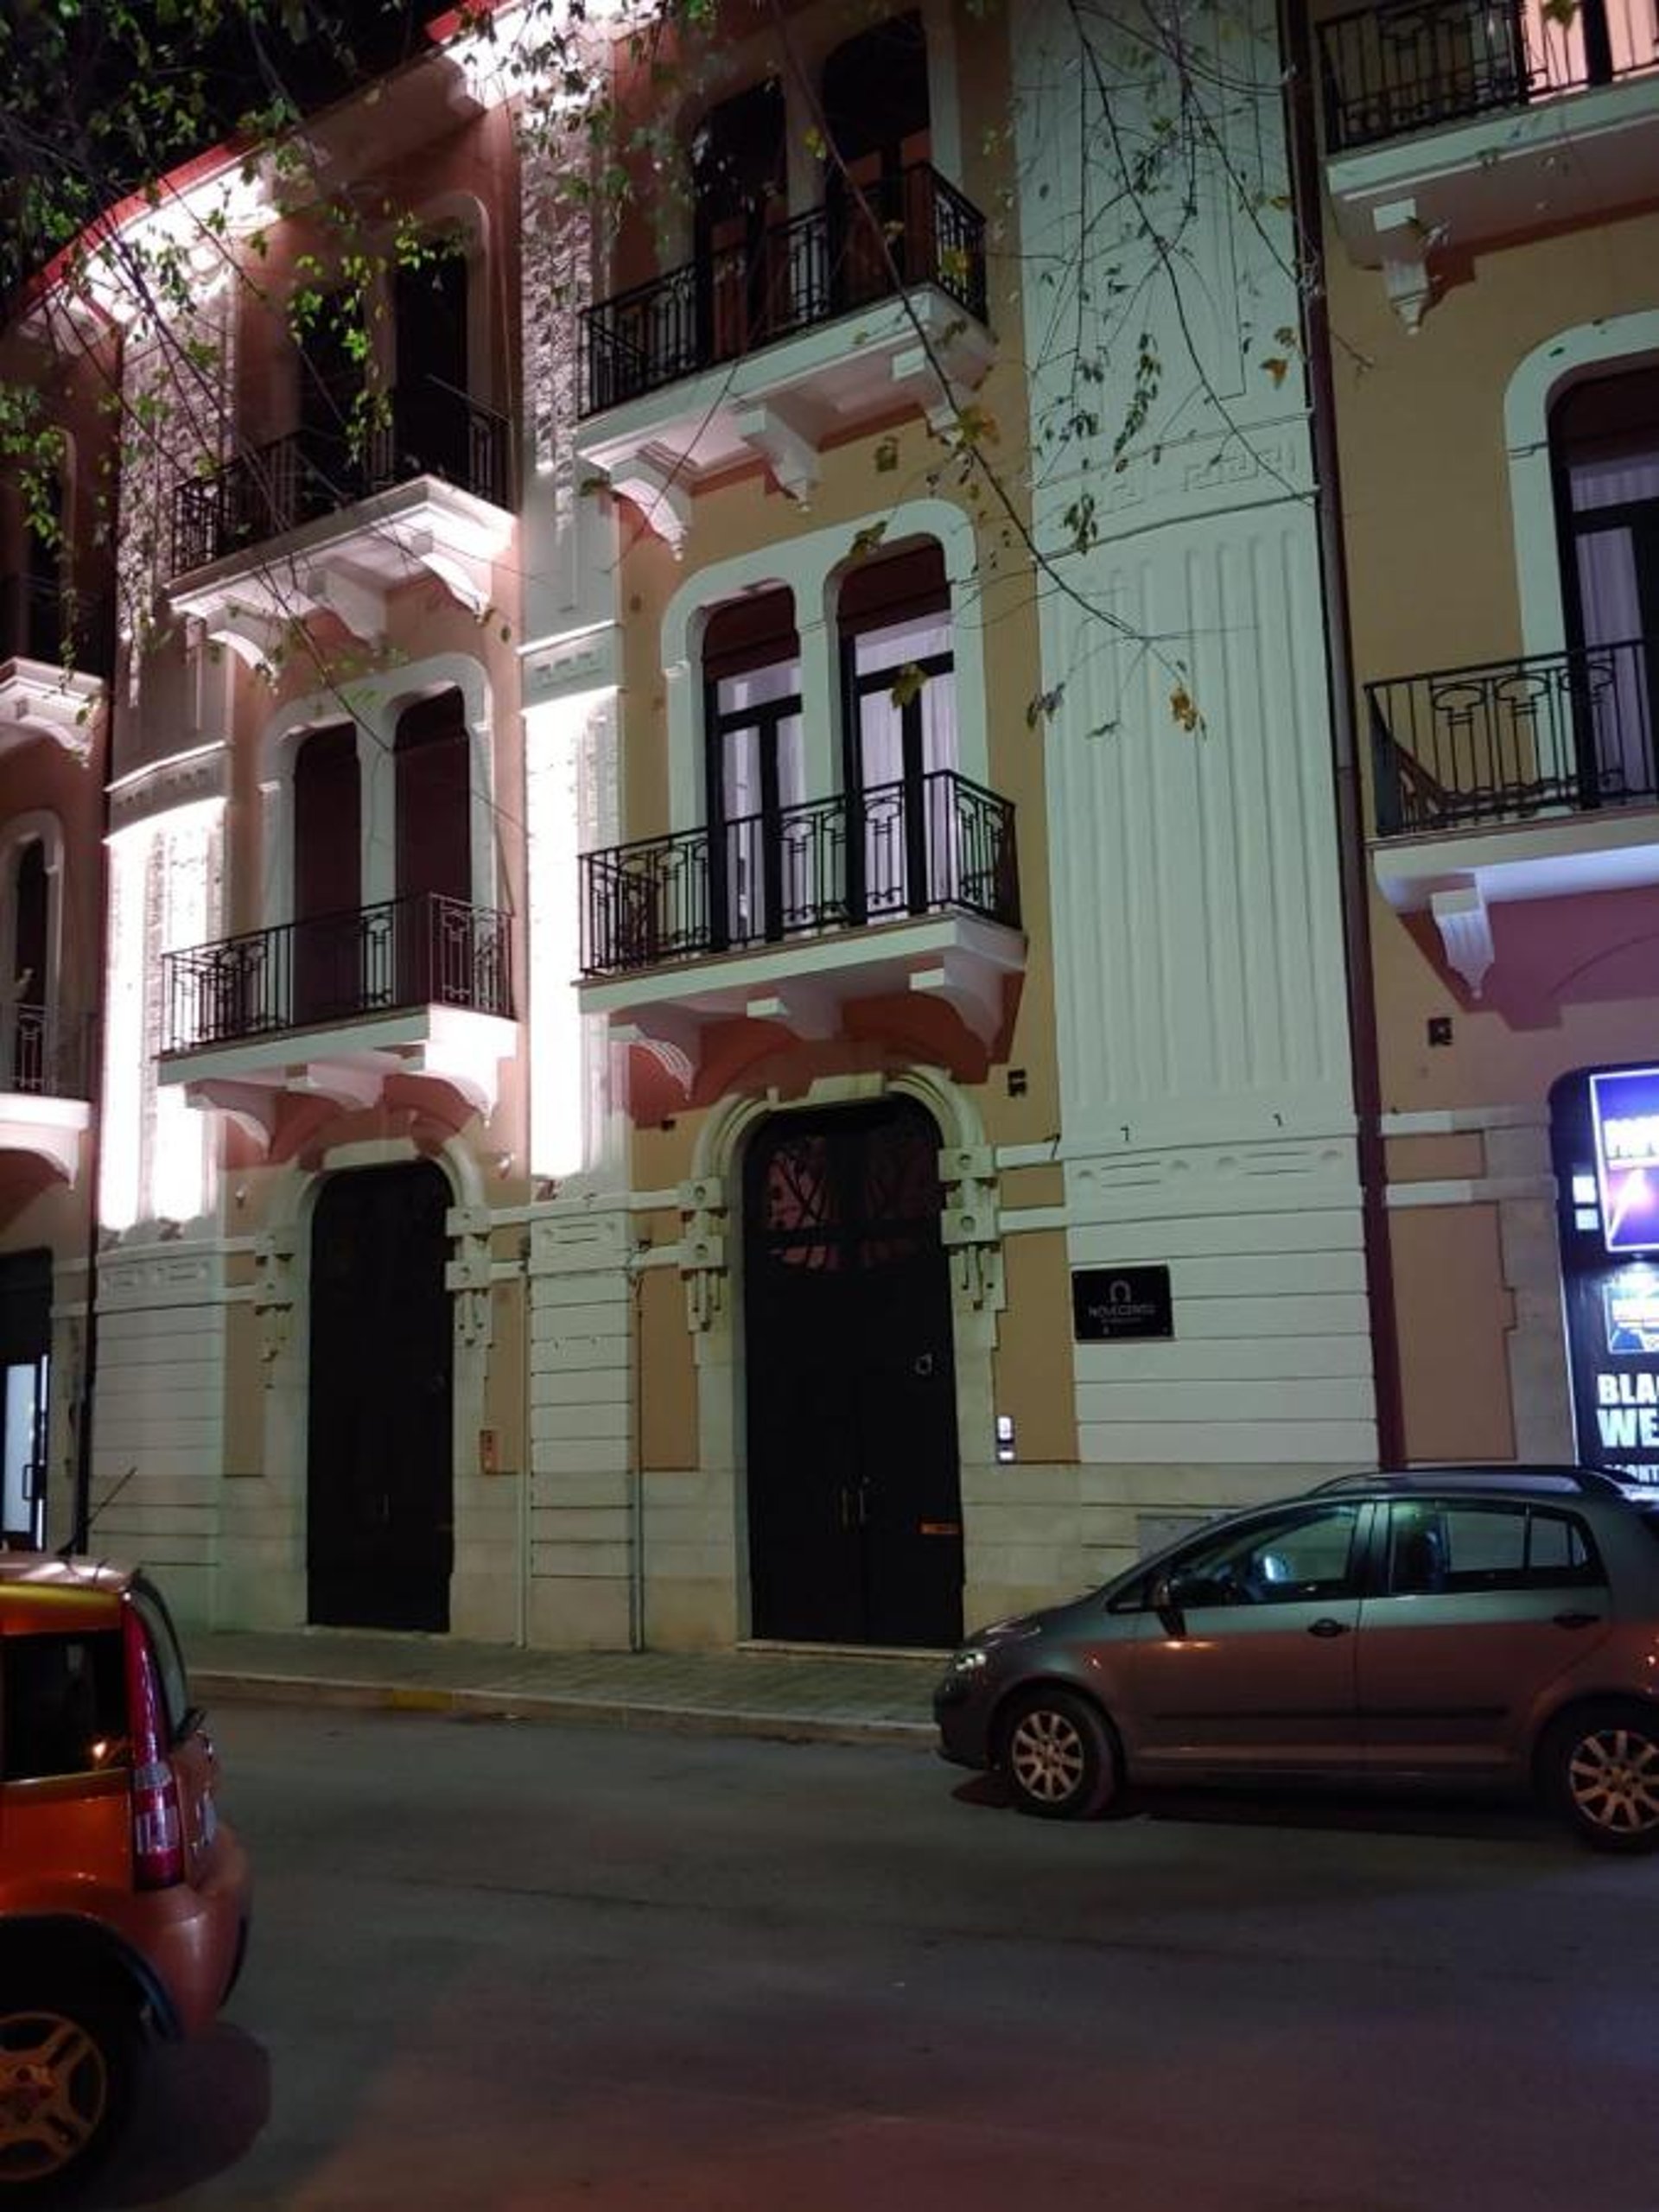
[167,380,514,664]
[158,893,517,1142]
[1368,635,1659,988]
[576,164,994,547]
[1318,0,1659,325]
[579,771,1023,1096]
[0,575,111,758]
[1,1005,94,1183]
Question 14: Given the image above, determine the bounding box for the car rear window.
[1,1630,128,1782]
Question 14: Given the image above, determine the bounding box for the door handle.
[1306,1617,1351,1638]
[1553,1611,1601,1630]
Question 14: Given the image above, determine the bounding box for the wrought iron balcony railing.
[2,1004,93,1100]
[0,573,114,677]
[1319,0,1658,154]
[580,770,1019,979]
[169,379,512,575]
[581,162,988,418]
[162,893,513,1054]
[1369,636,1658,836]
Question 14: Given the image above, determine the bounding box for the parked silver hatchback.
[934,1469,1659,1849]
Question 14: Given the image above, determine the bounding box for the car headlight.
[948,1648,989,1676]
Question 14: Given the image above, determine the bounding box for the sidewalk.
[188,1629,943,1748]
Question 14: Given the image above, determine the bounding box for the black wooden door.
[744,1101,963,1648]
[307,1164,453,1630]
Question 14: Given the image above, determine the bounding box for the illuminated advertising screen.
[1590,1066,1659,1253]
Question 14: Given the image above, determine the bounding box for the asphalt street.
[96,1703,1659,2212]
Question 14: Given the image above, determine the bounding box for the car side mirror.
[1152,1573,1185,1637]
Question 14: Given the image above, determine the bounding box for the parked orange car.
[0,1555,251,2202]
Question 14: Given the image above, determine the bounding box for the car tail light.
[123,1603,184,1890]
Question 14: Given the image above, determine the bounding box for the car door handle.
[1553,1611,1601,1630]
[1307,1618,1351,1638]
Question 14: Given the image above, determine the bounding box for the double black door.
[308,1164,453,1630]
[744,1102,963,1649]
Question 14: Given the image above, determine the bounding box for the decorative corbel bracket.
[601,455,691,557]
[732,400,821,505]
[612,1014,699,1105]
[745,982,838,1040]
[910,954,1004,1046]
[1430,881,1496,998]
[1371,195,1446,334]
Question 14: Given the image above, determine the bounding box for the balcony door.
[692,79,786,361]
[744,1100,963,1649]
[0,1251,50,1551]
[823,12,931,311]
[704,592,805,948]
[296,293,368,523]
[840,544,957,919]
[4,836,48,1091]
[394,251,471,487]
[308,1163,453,1631]
[396,690,472,1006]
[292,723,362,1027]
[1555,366,1659,805]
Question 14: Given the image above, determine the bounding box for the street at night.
[97,1704,1659,2212]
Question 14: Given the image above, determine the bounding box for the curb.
[194,1669,937,1749]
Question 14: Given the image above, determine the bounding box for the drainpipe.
[1281,0,1406,1467]
[626,1254,645,1651]
[69,642,112,1554]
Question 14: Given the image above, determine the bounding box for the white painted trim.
[1505,310,1659,657]
[1384,1175,1557,1208]
[1380,1103,1550,1135]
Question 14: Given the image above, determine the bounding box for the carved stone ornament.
[678,1173,728,1333]
[938,1143,1004,1314]
[445,1203,495,1351]
[252,1230,296,1379]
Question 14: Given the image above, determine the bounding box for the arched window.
[1553,366,1659,803]
[838,544,955,918]
[702,589,803,947]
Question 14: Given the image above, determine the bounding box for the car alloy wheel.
[1001,1688,1117,1820]
[0,1994,132,2200]
[1545,1702,1659,1853]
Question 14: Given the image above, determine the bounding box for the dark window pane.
[2,1630,127,1780]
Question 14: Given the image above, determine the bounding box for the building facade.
[4,0,1651,1649]
[1315,0,1659,1482]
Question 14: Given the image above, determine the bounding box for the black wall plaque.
[1071,1265,1173,1342]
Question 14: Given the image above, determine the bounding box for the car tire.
[0,1983,139,2204]
[1541,1700,1659,1853]
[1000,1688,1120,1821]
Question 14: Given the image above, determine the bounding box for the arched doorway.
[743,1098,963,1648]
[307,1162,454,1630]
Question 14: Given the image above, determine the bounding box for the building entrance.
[307,1163,453,1630]
[743,1099,963,1648]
